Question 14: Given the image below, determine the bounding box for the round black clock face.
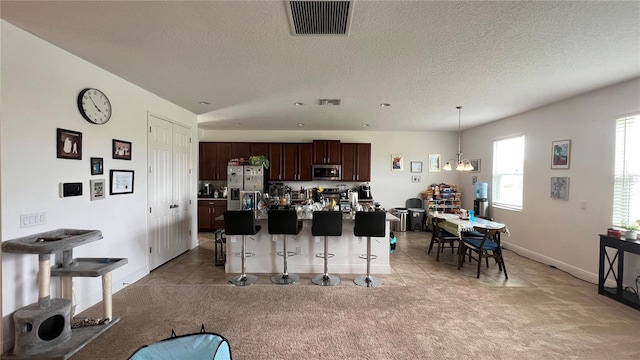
[78,88,112,124]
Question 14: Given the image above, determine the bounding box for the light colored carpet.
[69,232,640,359]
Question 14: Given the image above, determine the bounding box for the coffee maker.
[359,184,372,200]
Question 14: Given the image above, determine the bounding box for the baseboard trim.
[503,241,602,285]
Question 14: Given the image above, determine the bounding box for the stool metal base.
[271,273,299,285]
[228,274,258,286]
[311,274,340,286]
[354,275,383,288]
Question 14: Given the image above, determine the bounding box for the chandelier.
[443,106,474,171]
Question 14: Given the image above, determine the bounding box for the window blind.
[613,114,640,227]
[492,135,525,211]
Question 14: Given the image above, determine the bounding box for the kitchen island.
[224,211,399,275]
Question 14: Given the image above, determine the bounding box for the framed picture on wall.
[551,139,571,169]
[90,179,106,201]
[110,170,134,195]
[113,139,132,160]
[410,161,422,173]
[56,128,82,160]
[391,154,403,171]
[550,176,569,200]
[469,159,481,173]
[90,157,104,175]
[428,154,441,172]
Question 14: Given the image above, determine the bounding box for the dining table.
[428,213,509,238]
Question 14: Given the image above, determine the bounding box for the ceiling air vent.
[287,1,353,35]
[319,99,341,106]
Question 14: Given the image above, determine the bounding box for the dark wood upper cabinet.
[200,140,367,182]
[250,143,270,158]
[313,140,341,164]
[199,142,231,180]
[341,143,357,182]
[199,143,215,180]
[268,143,283,181]
[214,143,231,180]
[298,143,313,181]
[355,143,371,182]
[278,143,312,181]
[281,143,298,181]
[230,142,251,160]
[341,143,371,182]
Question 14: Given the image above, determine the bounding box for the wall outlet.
[296,246,303,255]
[20,212,47,228]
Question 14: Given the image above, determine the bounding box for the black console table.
[598,235,640,310]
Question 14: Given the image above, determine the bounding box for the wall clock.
[77,88,112,124]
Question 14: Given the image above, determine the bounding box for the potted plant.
[620,221,640,240]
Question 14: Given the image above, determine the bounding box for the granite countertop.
[198,197,227,201]
[215,210,399,222]
[255,210,399,222]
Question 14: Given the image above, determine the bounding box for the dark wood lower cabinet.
[198,200,227,232]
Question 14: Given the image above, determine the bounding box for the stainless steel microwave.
[312,164,342,181]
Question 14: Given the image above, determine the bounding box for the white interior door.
[171,123,191,259]
[148,114,191,270]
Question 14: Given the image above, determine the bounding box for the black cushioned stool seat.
[353,211,386,288]
[268,209,303,285]
[224,210,261,286]
[311,211,343,286]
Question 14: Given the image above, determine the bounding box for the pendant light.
[443,106,474,171]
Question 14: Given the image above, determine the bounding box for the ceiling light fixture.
[198,101,211,105]
[443,106,474,171]
[295,102,305,106]
[380,103,391,107]
[362,124,370,127]
[298,123,305,126]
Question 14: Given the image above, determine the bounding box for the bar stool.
[223,210,261,286]
[353,211,386,288]
[268,209,303,285]
[311,211,343,286]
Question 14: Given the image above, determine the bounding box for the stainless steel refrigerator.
[227,165,266,210]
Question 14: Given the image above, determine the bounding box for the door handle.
[170,204,179,209]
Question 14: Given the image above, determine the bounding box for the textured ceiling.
[2,1,639,131]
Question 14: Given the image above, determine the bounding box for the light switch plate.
[20,212,47,228]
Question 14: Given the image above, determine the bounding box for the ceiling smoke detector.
[319,99,342,106]
[287,1,353,35]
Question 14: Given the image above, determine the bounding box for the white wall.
[457,78,640,285]
[197,129,462,210]
[1,21,198,349]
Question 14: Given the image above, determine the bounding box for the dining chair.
[458,226,508,279]
[461,215,494,239]
[428,217,459,262]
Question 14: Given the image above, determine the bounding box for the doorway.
[147,113,192,270]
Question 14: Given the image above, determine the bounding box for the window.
[492,135,525,211]
[613,114,640,227]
